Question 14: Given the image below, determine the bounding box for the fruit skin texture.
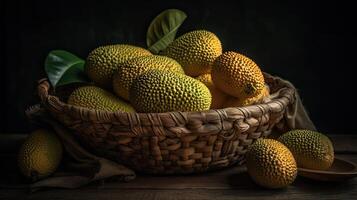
[212,51,265,99]
[196,73,228,109]
[129,69,212,113]
[113,55,184,100]
[85,44,152,88]
[246,139,297,189]
[18,129,63,180]
[223,84,270,107]
[278,130,334,170]
[68,86,135,112]
[165,30,222,77]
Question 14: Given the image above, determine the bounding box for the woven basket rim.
[37,72,295,123]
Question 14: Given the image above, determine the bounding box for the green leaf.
[45,50,89,88]
[146,9,187,54]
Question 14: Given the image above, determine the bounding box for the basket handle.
[37,78,51,102]
[37,78,66,113]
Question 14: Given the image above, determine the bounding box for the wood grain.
[1,180,357,200]
[1,154,356,200]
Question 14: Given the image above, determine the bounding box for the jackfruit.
[18,129,63,180]
[224,84,270,107]
[113,55,184,100]
[68,86,135,112]
[196,73,228,109]
[85,44,152,88]
[246,139,297,189]
[165,30,222,76]
[212,51,265,99]
[278,130,334,170]
[129,69,212,113]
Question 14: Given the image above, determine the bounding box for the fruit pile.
[65,29,269,113]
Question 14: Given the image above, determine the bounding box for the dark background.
[0,0,355,134]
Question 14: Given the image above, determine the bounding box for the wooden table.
[1,134,356,200]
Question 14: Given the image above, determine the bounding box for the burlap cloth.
[25,74,315,192]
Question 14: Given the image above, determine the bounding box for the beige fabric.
[266,73,316,131]
[26,105,136,192]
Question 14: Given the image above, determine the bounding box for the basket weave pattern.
[37,73,295,174]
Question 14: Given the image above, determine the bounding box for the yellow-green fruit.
[165,30,222,77]
[68,86,135,112]
[129,69,212,113]
[196,73,228,109]
[113,55,184,100]
[85,44,152,88]
[18,129,63,180]
[212,51,265,99]
[224,84,270,107]
[246,139,297,189]
[278,130,334,170]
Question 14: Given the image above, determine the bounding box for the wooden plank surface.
[1,157,357,200]
[2,187,357,200]
[0,134,356,200]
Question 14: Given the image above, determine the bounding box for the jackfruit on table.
[278,130,334,170]
[18,129,63,180]
[246,139,297,189]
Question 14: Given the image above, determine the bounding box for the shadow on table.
[294,176,356,191]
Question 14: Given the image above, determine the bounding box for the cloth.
[265,73,316,132]
[25,105,136,192]
[24,74,315,191]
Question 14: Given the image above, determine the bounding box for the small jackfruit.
[85,44,152,88]
[278,130,334,170]
[165,30,222,77]
[224,84,270,107]
[246,139,297,189]
[212,51,265,99]
[196,73,228,109]
[68,86,135,112]
[18,129,63,180]
[129,69,212,113]
[113,55,184,100]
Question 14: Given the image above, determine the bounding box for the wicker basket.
[37,72,295,174]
